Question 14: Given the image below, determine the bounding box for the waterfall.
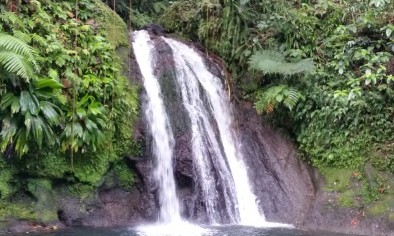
[132,30,181,224]
[132,30,289,229]
[163,38,266,225]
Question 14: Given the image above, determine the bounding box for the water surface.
[17,226,357,236]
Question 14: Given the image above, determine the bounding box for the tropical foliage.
[158,0,394,171]
[1,0,394,220]
[157,0,394,210]
[0,0,139,200]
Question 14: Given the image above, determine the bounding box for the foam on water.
[135,222,213,236]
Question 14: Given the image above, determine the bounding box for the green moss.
[26,179,58,223]
[68,183,95,200]
[71,141,119,185]
[0,202,35,221]
[389,212,394,222]
[93,0,129,48]
[159,1,199,39]
[366,195,392,216]
[17,151,70,179]
[0,159,17,200]
[322,168,353,192]
[114,161,135,189]
[370,143,394,173]
[27,179,52,198]
[338,190,358,208]
[0,201,57,224]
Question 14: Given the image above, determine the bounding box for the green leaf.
[73,123,84,138]
[40,101,60,124]
[85,119,98,132]
[31,116,44,147]
[77,95,93,108]
[88,102,102,115]
[48,69,59,80]
[11,96,20,114]
[276,94,283,102]
[19,91,39,115]
[0,93,16,110]
[0,118,17,152]
[55,57,66,66]
[76,108,87,119]
[0,52,33,80]
[386,28,392,37]
[15,128,28,157]
[34,78,63,89]
[20,91,30,114]
[240,0,250,6]
[80,25,90,31]
[248,50,315,75]
[24,112,32,137]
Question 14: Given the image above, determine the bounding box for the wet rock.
[7,220,65,234]
[233,100,315,224]
[7,221,40,234]
[56,183,158,228]
[141,23,166,36]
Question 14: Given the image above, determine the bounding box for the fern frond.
[0,34,36,59]
[0,52,33,79]
[0,12,24,28]
[13,30,31,43]
[31,33,47,46]
[0,33,39,72]
[248,50,315,76]
[254,85,303,113]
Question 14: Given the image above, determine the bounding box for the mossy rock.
[389,212,394,222]
[364,163,380,189]
[68,183,96,200]
[365,195,393,217]
[93,0,129,48]
[0,202,35,221]
[114,161,135,189]
[0,203,57,224]
[322,168,353,192]
[27,179,58,223]
[337,189,360,208]
[14,150,71,180]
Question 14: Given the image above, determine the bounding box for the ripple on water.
[133,221,215,236]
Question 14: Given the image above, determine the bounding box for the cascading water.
[132,30,291,231]
[163,38,266,225]
[132,30,181,224]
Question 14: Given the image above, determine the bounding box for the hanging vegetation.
[0,0,139,200]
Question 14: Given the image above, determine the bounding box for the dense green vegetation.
[155,0,394,170]
[155,0,394,216]
[0,0,139,206]
[1,0,393,224]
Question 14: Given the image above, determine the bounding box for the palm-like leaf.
[61,95,106,153]
[255,85,303,114]
[0,78,63,157]
[0,33,38,80]
[248,50,315,75]
[0,52,34,79]
[0,12,24,28]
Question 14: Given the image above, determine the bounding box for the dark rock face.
[233,100,314,224]
[302,191,394,236]
[140,23,166,36]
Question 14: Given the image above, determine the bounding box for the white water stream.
[132,30,291,233]
[132,31,181,224]
[163,38,267,225]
